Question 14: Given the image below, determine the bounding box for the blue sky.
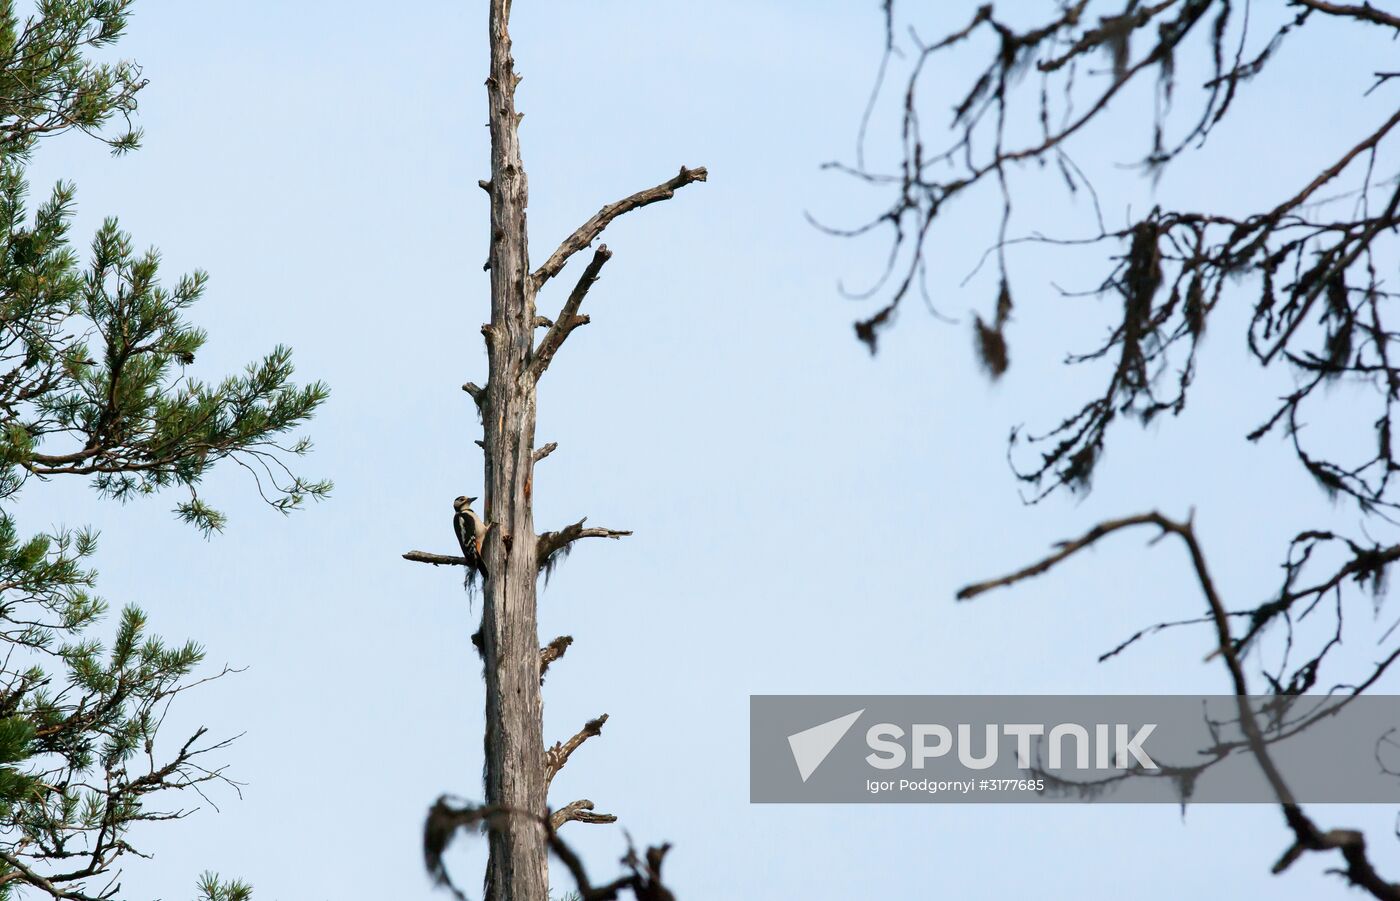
[23,1,1400,898]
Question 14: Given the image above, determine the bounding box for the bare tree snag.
[412,5,703,897]
[478,2,550,896]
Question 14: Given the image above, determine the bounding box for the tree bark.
[481,1,548,898]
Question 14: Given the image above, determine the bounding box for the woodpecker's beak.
[466,496,478,504]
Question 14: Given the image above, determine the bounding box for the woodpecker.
[452,495,488,581]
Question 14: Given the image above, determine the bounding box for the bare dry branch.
[832,2,1400,518]
[533,442,559,464]
[531,245,611,379]
[403,550,469,567]
[551,799,618,830]
[957,513,1172,600]
[537,517,633,571]
[424,797,673,901]
[546,714,608,785]
[1289,0,1400,29]
[834,5,1400,897]
[407,516,632,576]
[532,166,707,290]
[540,635,573,683]
[959,511,1400,900]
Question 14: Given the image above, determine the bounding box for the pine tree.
[0,2,327,897]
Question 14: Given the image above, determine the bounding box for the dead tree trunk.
[409,3,704,898]
[479,2,548,897]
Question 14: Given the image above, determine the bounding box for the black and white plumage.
[453,495,488,581]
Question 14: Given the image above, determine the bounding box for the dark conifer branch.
[0,8,326,897]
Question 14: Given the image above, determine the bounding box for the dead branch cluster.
[960,512,1400,898]
[830,2,1400,898]
[425,798,673,901]
[829,0,1400,513]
